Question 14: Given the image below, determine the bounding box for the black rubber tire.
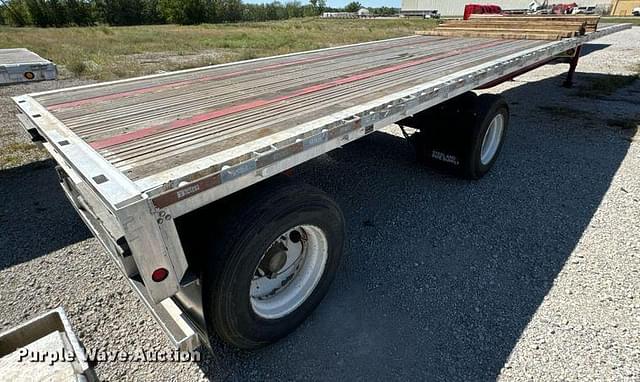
[404,93,509,179]
[201,177,345,349]
[463,94,510,179]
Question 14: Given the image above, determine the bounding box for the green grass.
[602,16,640,26]
[0,18,437,80]
[574,73,638,98]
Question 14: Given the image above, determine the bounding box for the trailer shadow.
[574,42,610,57]
[196,72,637,380]
[531,43,610,71]
[0,159,91,269]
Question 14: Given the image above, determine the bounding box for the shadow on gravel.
[543,43,610,69]
[0,159,91,269]
[196,73,636,380]
[571,72,639,99]
[577,43,610,57]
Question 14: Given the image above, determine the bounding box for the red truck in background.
[552,3,578,14]
[463,4,502,20]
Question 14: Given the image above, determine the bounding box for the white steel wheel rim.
[480,113,504,165]
[250,225,328,319]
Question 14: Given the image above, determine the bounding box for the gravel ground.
[0,28,638,381]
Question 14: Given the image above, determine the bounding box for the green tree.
[1,0,31,26]
[317,0,325,12]
[219,0,242,22]
[305,0,325,16]
[98,0,145,25]
[65,0,95,26]
[344,1,361,12]
[23,0,70,27]
[372,6,395,16]
[158,0,200,24]
[141,0,164,24]
[0,0,318,26]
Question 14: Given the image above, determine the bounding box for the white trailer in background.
[0,48,57,85]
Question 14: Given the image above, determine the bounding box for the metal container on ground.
[0,308,96,381]
[0,48,57,85]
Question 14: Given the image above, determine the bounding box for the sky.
[244,0,401,9]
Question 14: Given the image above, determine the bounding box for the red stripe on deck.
[48,38,445,111]
[90,40,506,151]
[48,55,345,111]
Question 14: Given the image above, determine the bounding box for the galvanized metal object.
[0,48,57,85]
[0,307,96,381]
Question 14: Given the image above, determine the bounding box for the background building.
[610,0,640,15]
[400,0,615,16]
[402,0,532,16]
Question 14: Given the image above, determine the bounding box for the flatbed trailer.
[12,23,631,352]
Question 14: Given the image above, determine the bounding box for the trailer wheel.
[202,178,344,349]
[463,94,510,179]
[405,93,509,179]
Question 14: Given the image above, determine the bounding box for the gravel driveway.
[0,28,638,381]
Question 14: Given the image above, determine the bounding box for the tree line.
[0,0,367,27]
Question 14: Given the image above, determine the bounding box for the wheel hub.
[259,242,288,277]
[480,113,504,166]
[250,225,328,319]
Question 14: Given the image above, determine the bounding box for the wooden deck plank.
[416,30,568,40]
[31,36,544,180]
[434,27,577,36]
[468,15,600,31]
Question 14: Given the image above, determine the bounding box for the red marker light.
[152,268,169,282]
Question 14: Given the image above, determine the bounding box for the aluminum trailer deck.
[12,23,631,352]
[0,48,57,85]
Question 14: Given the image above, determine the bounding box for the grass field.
[602,16,640,26]
[0,18,437,80]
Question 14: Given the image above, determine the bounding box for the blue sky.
[244,0,401,9]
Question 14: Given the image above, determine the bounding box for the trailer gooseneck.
[12,23,631,351]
